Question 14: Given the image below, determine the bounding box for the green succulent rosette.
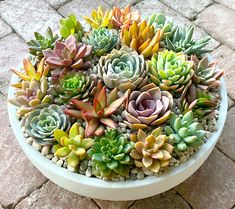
[83,27,120,56]
[149,50,194,93]
[165,111,206,151]
[25,104,71,145]
[49,71,97,104]
[97,45,148,92]
[87,129,134,179]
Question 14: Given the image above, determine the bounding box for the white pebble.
[67,165,76,172]
[41,146,50,156]
[26,137,34,145]
[56,159,63,167]
[85,167,92,177]
[45,154,53,159]
[51,156,58,163]
[180,155,187,163]
[32,141,42,151]
[131,168,138,174]
[137,171,145,179]
[142,167,153,176]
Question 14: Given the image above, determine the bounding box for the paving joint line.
[46,0,73,11]
[9,179,49,209]
[173,189,194,209]
[215,146,235,163]
[229,203,235,209]
[91,199,102,209]
[127,200,137,209]
[193,1,215,21]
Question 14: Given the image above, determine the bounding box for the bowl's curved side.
[7,73,228,201]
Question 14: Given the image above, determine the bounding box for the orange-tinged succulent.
[11,58,49,88]
[121,20,164,58]
[112,5,140,29]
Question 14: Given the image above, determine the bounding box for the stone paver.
[0,71,47,207]
[103,0,142,7]
[215,0,235,11]
[0,33,27,73]
[133,0,220,50]
[0,0,62,41]
[46,0,72,10]
[195,4,235,50]
[212,45,235,100]
[129,190,191,209]
[0,18,12,39]
[160,0,213,20]
[228,97,235,109]
[94,199,134,209]
[216,107,235,161]
[14,181,98,209]
[175,148,235,209]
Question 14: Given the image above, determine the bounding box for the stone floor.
[0,0,234,208]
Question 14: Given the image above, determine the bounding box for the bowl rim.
[7,54,228,191]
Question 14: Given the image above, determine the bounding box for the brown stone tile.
[216,107,235,160]
[14,181,99,209]
[0,18,12,38]
[211,45,235,100]
[159,0,213,20]
[195,4,235,50]
[0,0,62,41]
[94,199,134,209]
[175,149,235,209]
[129,190,191,209]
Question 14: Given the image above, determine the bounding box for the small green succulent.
[165,111,206,151]
[87,129,134,179]
[27,27,58,60]
[25,104,71,145]
[49,71,97,104]
[53,123,94,168]
[83,28,119,56]
[60,14,84,41]
[165,26,212,56]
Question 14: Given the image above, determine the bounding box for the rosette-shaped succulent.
[60,14,84,41]
[124,83,173,129]
[11,58,49,88]
[27,27,58,60]
[25,105,71,145]
[64,81,128,137]
[147,13,176,39]
[49,71,97,104]
[121,20,164,58]
[84,6,113,29]
[53,123,93,168]
[97,46,148,92]
[112,5,140,29]
[42,35,92,70]
[191,55,224,91]
[83,28,119,56]
[87,129,134,179]
[165,111,206,151]
[8,77,53,116]
[165,26,212,56]
[149,50,194,93]
[130,128,174,173]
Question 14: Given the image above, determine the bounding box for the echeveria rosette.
[49,71,97,104]
[53,123,94,168]
[165,111,206,151]
[27,27,58,60]
[124,83,173,130]
[87,129,134,179]
[165,26,212,56]
[97,46,148,92]
[42,35,92,71]
[130,128,174,173]
[60,14,84,41]
[83,27,119,56]
[8,77,53,116]
[25,104,71,145]
[64,81,128,137]
[149,50,194,93]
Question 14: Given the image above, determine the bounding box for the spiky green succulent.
[149,50,194,93]
[25,104,71,145]
[60,14,84,41]
[165,111,206,151]
[53,123,93,168]
[165,26,212,56]
[83,27,120,56]
[49,71,97,104]
[87,129,134,179]
[147,13,176,39]
[27,27,58,60]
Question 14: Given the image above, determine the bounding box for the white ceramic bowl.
[7,66,228,201]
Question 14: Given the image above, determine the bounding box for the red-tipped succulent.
[64,81,128,137]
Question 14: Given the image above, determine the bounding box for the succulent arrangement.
[9,5,224,181]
